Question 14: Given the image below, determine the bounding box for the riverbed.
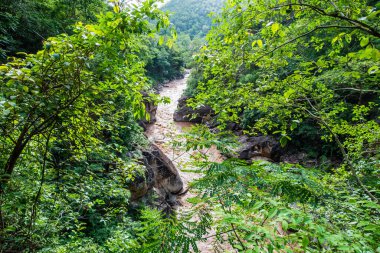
[145,74,225,252]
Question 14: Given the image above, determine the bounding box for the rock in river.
[173,96,214,123]
[129,144,184,207]
[232,135,283,162]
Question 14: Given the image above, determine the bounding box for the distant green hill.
[162,0,225,38]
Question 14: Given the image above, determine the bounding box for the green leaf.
[363,202,380,209]
[344,34,351,43]
[360,37,369,47]
[280,136,288,147]
[187,197,203,204]
[267,208,278,219]
[284,88,295,100]
[290,121,297,131]
[282,220,288,231]
[257,39,263,48]
[5,226,16,232]
[113,5,120,13]
[3,109,10,116]
[363,224,378,231]
[357,221,369,227]
[271,23,280,34]
[368,65,379,74]
[158,36,165,46]
[302,236,309,248]
[252,201,265,210]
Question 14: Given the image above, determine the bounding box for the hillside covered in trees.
[0,0,379,252]
[162,0,225,38]
[160,0,225,67]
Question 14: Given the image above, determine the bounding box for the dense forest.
[162,0,225,38]
[0,0,379,252]
[161,0,225,67]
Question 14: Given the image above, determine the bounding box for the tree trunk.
[1,126,29,191]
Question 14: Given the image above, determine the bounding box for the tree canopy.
[162,0,225,38]
[182,0,380,251]
[0,0,379,252]
[0,0,107,60]
[0,1,177,251]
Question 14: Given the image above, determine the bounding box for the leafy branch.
[252,25,357,65]
[274,2,380,38]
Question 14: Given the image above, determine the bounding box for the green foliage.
[0,0,108,61]
[162,0,225,38]
[131,208,211,253]
[0,1,175,251]
[161,0,225,67]
[173,0,380,251]
[175,34,206,68]
[184,67,204,97]
[1,0,379,252]
[145,39,185,84]
[172,123,380,251]
[189,0,379,197]
[188,159,380,252]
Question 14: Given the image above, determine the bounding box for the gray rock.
[129,165,155,201]
[173,96,214,123]
[233,135,283,162]
[129,144,184,206]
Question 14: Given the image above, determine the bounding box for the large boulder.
[233,135,283,162]
[173,96,214,123]
[129,144,184,206]
[129,164,155,201]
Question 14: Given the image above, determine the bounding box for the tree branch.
[333,88,380,93]
[29,128,53,233]
[216,193,247,250]
[274,3,380,38]
[253,25,357,65]
[301,100,378,203]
